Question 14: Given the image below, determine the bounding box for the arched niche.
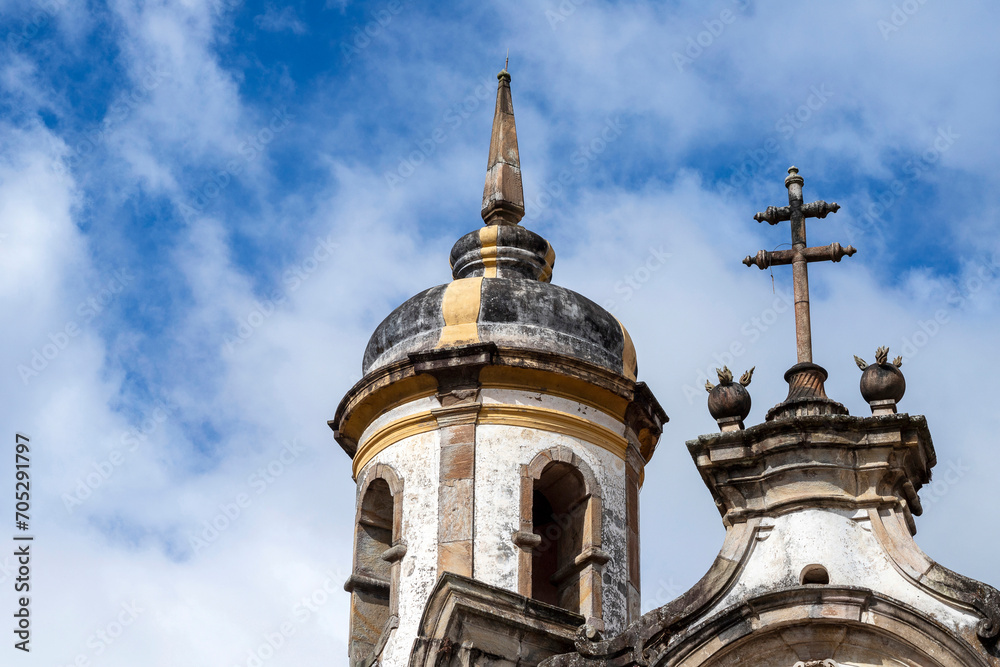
[346,465,406,667]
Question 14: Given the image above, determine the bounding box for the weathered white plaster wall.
[703,508,982,634]
[352,390,636,663]
[473,393,631,635]
[361,429,440,667]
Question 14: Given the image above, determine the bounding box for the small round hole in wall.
[800,564,830,585]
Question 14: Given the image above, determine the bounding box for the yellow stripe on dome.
[478,226,499,278]
[616,318,638,381]
[539,241,555,283]
[436,277,483,348]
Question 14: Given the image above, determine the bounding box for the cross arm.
[753,205,791,225]
[800,200,840,219]
[753,200,840,225]
[743,242,857,270]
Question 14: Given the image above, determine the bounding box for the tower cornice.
[332,343,667,469]
[686,412,935,532]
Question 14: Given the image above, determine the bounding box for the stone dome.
[359,68,637,383]
[362,273,637,380]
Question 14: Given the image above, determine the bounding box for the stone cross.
[743,167,855,364]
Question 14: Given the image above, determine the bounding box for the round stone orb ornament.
[705,366,754,431]
[854,346,906,414]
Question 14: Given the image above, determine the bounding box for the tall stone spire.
[481,68,525,225]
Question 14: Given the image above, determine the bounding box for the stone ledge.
[410,572,584,666]
[686,412,935,531]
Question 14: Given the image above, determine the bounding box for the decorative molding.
[354,403,631,478]
[543,585,995,666]
[332,346,667,464]
[353,411,439,477]
[479,225,499,278]
[410,573,582,666]
[686,413,935,531]
[867,507,1000,645]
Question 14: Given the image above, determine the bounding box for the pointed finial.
[505,48,509,72]
[481,67,524,225]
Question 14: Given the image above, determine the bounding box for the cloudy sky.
[1,0,998,664]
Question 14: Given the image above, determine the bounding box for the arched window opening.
[532,461,588,614]
[347,477,398,665]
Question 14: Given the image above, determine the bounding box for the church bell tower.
[331,69,667,666]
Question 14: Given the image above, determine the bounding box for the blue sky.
[2,0,999,664]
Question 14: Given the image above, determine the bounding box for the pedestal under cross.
[743,167,856,365]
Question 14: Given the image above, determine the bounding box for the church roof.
[360,69,637,381]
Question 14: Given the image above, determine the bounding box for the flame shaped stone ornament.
[705,366,754,431]
[855,346,906,415]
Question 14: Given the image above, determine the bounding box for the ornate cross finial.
[743,167,856,364]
